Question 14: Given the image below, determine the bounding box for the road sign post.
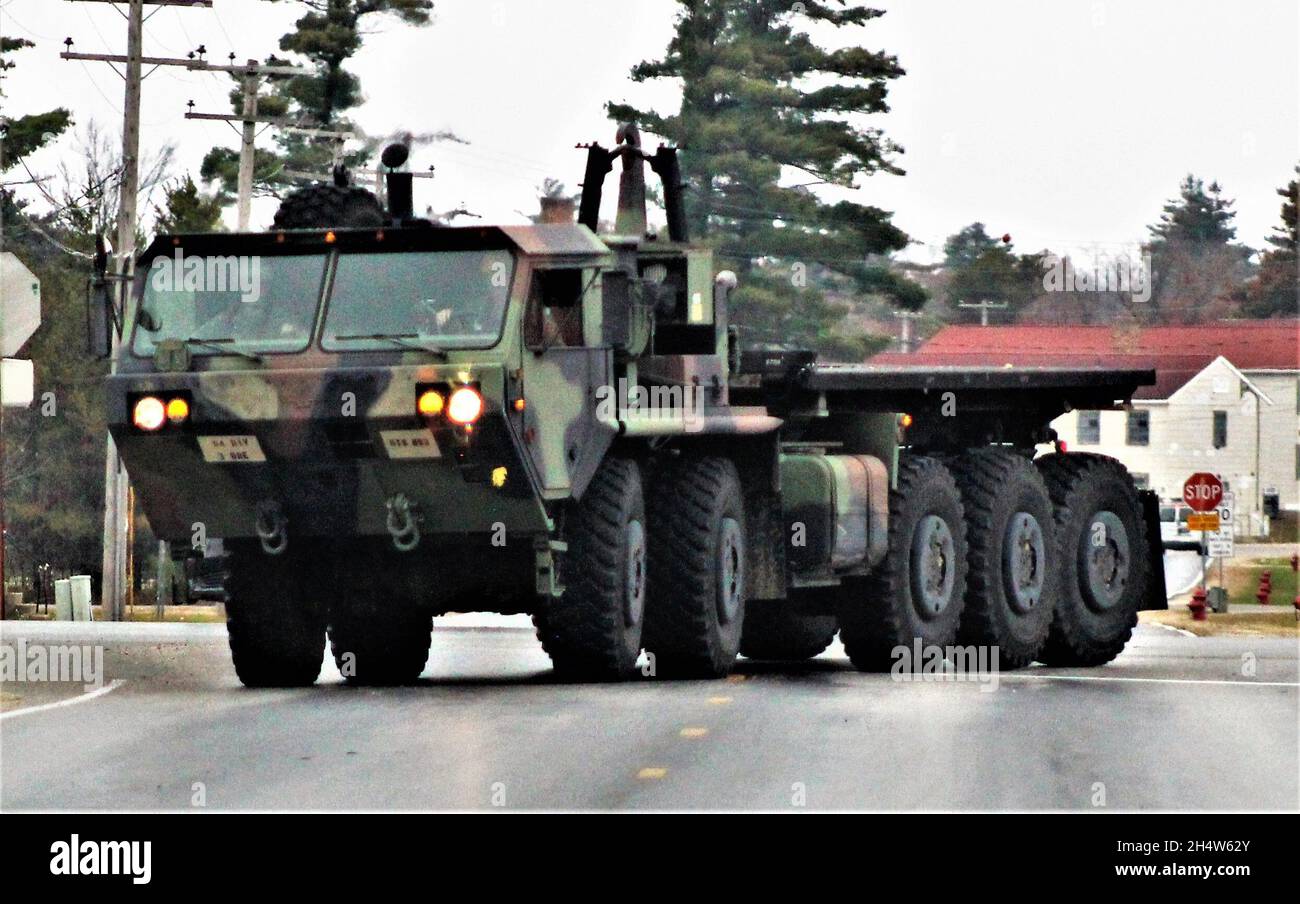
[1183,473,1224,595]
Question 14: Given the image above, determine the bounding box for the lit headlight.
[447,387,483,425]
[132,396,166,431]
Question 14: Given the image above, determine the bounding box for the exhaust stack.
[381,142,414,222]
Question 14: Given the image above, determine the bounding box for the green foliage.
[0,38,72,164]
[607,0,915,359]
[0,194,108,576]
[1143,174,1252,320]
[1148,174,1238,246]
[939,223,1038,323]
[153,174,225,236]
[203,2,435,201]
[1240,165,1299,318]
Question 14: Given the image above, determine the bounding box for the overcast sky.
[2,0,1296,266]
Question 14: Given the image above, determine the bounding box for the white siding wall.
[1050,360,1299,526]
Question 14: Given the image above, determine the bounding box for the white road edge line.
[1153,622,1199,638]
[1001,674,1298,688]
[0,680,126,721]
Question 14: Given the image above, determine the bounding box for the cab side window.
[525,268,585,349]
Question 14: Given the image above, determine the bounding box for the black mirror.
[86,235,118,359]
[85,276,113,359]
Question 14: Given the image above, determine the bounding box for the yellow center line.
[679,726,709,738]
[637,767,668,780]
[708,695,733,705]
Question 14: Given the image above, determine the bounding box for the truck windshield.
[132,253,327,356]
[322,250,514,351]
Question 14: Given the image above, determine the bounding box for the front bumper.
[107,365,549,542]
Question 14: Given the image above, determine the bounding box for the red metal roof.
[869,320,1300,399]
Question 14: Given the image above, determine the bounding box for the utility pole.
[184,56,302,229]
[61,0,213,620]
[957,298,1009,326]
[892,310,923,354]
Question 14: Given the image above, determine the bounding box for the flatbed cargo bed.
[731,350,1156,448]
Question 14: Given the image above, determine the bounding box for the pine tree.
[1149,174,1238,245]
[201,1,434,201]
[1143,174,1252,322]
[939,223,1038,323]
[1240,165,1298,318]
[607,0,922,359]
[153,175,225,236]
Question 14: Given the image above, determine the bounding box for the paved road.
[2,619,1296,811]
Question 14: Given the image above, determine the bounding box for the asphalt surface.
[1,618,1296,811]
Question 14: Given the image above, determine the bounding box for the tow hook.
[386,493,421,552]
[255,501,288,556]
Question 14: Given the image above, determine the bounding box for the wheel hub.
[911,514,956,618]
[1003,511,1046,613]
[624,519,646,628]
[1079,510,1130,611]
[716,517,744,624]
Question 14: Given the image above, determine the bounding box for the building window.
[1126,409,1149,446]
[1131,472,1150,489]
[1077,410,1101,445]
[1212,411,1228,449]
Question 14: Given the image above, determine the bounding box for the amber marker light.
[513,398,526,412]
[133,396,166,431]
[165,397,190,424]
[417,389,445,417]
[447,387,483,425]
[899,413,913,428]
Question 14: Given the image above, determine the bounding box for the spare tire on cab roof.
[271,184,386,230]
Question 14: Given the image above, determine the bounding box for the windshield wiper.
[180,337,263,363]
[333,333,448,358]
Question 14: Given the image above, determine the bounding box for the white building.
[872,321,1300,534]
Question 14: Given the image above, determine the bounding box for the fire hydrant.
[1256,571,1272,605]
[1188,586,1208,621]
[1291,553,1299,573]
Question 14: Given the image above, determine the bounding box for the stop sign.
[1,251,41,357]
[1183,472,1223,512]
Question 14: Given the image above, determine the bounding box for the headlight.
[132,396,166,431]
[447,387,483,425]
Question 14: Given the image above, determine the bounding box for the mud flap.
[1139,490,1168,610]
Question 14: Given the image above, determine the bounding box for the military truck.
[93,125,1164,687]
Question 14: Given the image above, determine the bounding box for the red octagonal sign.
[1183,472,1223,512]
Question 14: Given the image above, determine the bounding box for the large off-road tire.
[740,600,838,661]
[643,456,748,678]
[271,184,385,230]
[952,448,1057,669]
[328,557,432,686]
[224,543,327,688]
[1035,452,1149,666]
[535,457,647,680]
[838,455,968,672]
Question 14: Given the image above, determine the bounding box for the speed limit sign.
[1208,492,1235,558]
